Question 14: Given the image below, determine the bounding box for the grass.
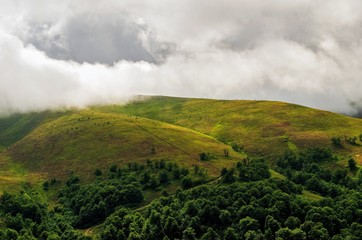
[96,96,362,161]
[3,110,244,184]
[0,151,33,192]
[0,112,48,147]
[1,95,362,190]
[270,170,286,180]
[302,190,323,201]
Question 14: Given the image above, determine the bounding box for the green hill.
[1,96,362,239]
[96,96,362,163]
[1,96,362,191]
[0,112,49,148]
[0,109,244,189]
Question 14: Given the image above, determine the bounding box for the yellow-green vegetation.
[97,96,362,159]
[0,151,34,192]
[270,169,286,180]
[0,111,49,148]
[302,190,324,201]
[1,109,244,187]
[1,96,362,191]
[1,97,362,240]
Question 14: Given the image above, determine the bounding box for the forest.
[0,149,361,239]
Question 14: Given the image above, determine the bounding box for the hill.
[0,109,244,189]
[96,96,362,163]
[0,96,362,190]
[0,96,362,239]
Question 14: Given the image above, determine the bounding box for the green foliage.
[94,168,102,176]
[348,158,358,172]
[346,136,358,146]
[106,96,362,163]
[0,112,47,147]
[0,191,89,240]
[42,181,49,191]
[231,143,244,152]
[331,137,343,148]
[0,150,360,240]
[56,161,209,228]
[237,158,271,181]
[199,152,216,161]
[275,148,360,197]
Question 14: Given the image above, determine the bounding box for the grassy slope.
[1,96,362,191]
[4,110,244,185]
[97,96,362,162]
[0,112,49,148]
[0,111,65,191]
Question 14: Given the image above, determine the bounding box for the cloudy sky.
[0,0,362,116]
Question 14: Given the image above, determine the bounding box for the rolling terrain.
[0,96,362,191]
[97,96,362,161]
[1,96,362,239]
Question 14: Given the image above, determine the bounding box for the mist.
[1,0,362,116]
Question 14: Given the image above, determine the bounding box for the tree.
[219,210,232,226]
[347,137,358,146]
[181,176,193,189]
[331,137,343,148]
[238,217,260,236]
[275,228,293,240]
[43,181,49,191]
[348,158,358,172]
[5,229,19,240]
[94,169,102,176]
[182,227,196,240]
[221,169,235,183]
[223,227,238,240]
[200,153,208,161]
[223,149,229,157]
[221,167,228,176]
[301,221,329,240]
[265,215,281,240]
[109,165,118,173]
[200,228,221,240]
[285,216,301,229]
[356,168,362,184]
[159,170,169,185]
[149,176,159,189]
[244,230,264,240]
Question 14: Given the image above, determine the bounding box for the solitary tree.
[348,158,358,172]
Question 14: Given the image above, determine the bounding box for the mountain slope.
[0,112,49,148]
[97,96,362,162]
[1,96,362,190]
[3,110,244,183]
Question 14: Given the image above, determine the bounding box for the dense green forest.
[0,149,361,239]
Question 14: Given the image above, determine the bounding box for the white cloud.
[0,0,362,115]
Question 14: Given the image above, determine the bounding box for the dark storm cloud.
[0,0,362,115]
[23,13,175,64]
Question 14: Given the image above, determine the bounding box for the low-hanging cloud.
[0,0,362,116]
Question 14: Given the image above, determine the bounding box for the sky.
[0,0,362,116]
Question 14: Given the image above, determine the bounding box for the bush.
[331,137,343,147]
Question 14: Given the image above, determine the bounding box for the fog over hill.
[0,0,362,116]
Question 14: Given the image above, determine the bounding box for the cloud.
[0,0,362,116]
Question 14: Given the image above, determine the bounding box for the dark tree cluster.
[0,190,89,240]
[58,160,210,228]
[59,179,144,228]
[0,150,361,240]
[99,178,362,240]
[276,148,360,197]
[96,154,362,240]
